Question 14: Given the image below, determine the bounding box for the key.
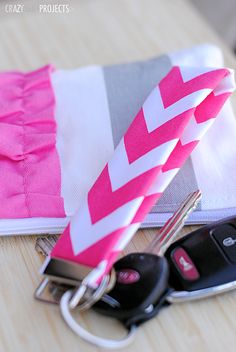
[165,215,236,303]
[94,251,170,328]
[145,190,202,255]
[35,191,200,311]
[35,235,58,257]
[93,191,201,328]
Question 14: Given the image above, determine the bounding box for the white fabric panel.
[51,67,114,216]
[192,101,236,209]
[169,43,224,68]
[142,207,236,227]
[170,43,236,211]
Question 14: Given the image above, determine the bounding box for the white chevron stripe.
[143,86,211,133]
[108,138,178,191]
[147,169,179,195]
[70,196,144,255]
[180,116,214,145]
[179,66,217,82]
[213,71,235,96]
[113,223,141,251]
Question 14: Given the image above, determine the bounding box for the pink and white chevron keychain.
[37,65,235,312]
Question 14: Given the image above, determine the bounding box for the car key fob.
[94,210,236,329]
[165,216,236,302]
[93,252,170,328]
[93,191,201,326]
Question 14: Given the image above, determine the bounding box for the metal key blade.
[35,235,58,257]
[145,190,202,256]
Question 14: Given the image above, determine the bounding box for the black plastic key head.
[94,253,170,328]
[164,216,236,300]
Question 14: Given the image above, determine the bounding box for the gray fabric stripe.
[103,56,201,213]
[103,55,172,146]
[152,157,201,213]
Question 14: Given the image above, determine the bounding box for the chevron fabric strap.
[47,65,235,287]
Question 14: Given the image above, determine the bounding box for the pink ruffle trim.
[0,65,65,218]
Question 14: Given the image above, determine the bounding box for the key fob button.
[116,269,140,284]
[94,253,169,326]
[211,224,236,264]
[171,247,200,281]
[165,216,236,292]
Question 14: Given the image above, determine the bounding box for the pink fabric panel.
[0,65,65,218]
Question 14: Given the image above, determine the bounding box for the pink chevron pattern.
[50,66,235,287]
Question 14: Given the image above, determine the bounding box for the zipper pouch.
[0,44,235,236]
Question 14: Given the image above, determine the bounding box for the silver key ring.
[60,290,137,349]
[75,273,111,311]
[69,268,117,311]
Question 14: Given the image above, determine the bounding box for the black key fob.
[165,216,236,300]
[95,215,236,326]
[94,253,170,328]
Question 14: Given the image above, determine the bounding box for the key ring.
[75,268,117,311]
[35,258,117,309]
[60,290,137,349]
